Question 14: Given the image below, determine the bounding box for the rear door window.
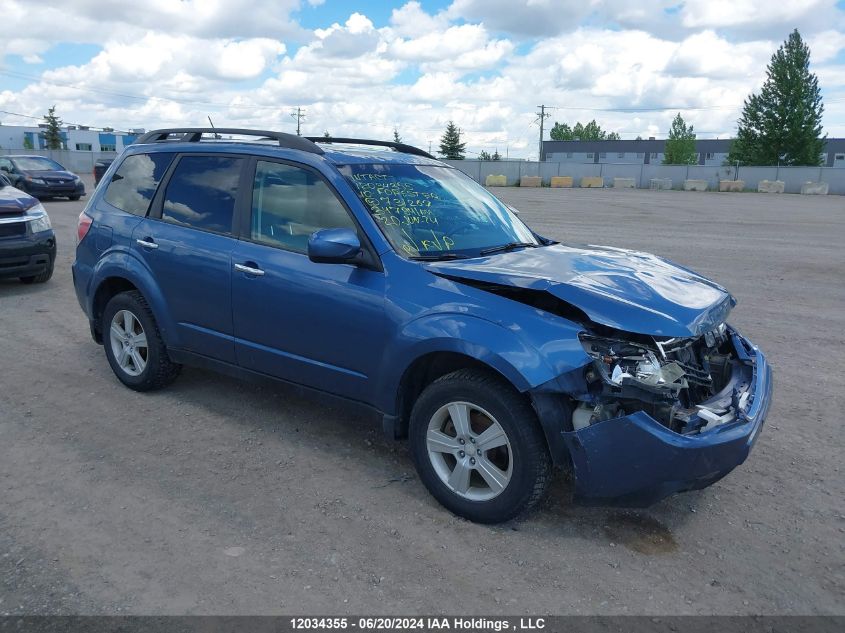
[104,153,174,216]
[160,156,243,235]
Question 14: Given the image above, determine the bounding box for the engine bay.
[577,324,754,435]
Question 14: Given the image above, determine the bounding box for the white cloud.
[679,0,833,29]
[447,0,592,37]
[0,0,844,159]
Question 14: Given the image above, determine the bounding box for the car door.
[231,158,388,403]
[131,154,247,364]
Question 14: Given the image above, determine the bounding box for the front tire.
[409,368,552,523]
[102,290,181,391]
[69,194,81,201]
[20,259,54,284]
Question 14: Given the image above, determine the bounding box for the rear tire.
[409,368,552,523]
[102,290,181,391]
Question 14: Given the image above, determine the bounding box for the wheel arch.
[390,351,505,439]
[88,253,178,348]
[91,276,139,342]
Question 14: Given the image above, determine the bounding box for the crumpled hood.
[0,184,38,214]
[426,243,735,338]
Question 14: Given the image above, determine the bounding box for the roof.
[319,145,444,166]
[133,128,440,166]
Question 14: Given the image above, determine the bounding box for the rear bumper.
[0,230,56,278]
[561,336,772,507]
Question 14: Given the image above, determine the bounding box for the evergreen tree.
[491,149,501,161]
[728,29,825,166]
[393,127,402,143]
[479,150,492,160]
[41,105,64,149]
[550,119,620,141]
[662,113,698,165]
[23,136,34,150]
[438,121,466,159]
[323,130,331,138]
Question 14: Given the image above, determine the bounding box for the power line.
[0,108,133,134]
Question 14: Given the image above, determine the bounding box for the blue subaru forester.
[73,129,772,523]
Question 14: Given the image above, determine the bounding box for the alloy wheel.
[426,401,513,501]
[109,309,148,377]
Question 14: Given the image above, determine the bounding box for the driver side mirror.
[0,166,10,173]
[307,228,362,264]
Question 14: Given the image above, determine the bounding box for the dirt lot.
[1,178,843,615]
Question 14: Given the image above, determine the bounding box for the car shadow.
[73,346,710,550]
[0,277,56,296]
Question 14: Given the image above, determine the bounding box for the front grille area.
[0,222,27,238]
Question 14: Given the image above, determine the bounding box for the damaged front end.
[576,323,750,435]
[540,324,772,507]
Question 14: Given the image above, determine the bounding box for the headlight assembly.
[25,202,52,233]
[579,333,688,397]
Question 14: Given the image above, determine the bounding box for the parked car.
[94,158,115,186]
[72,128,772,523]
[0,154,85,200]
[0,172,56,283]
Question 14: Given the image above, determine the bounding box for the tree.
[323,130,331,138]
[438,121,466,159]
[23,136,34,150]
[491,149,501,161]
[393,127,402,143]
[550,119,620,141]
[41,105,64,149]
[662,113,698,165]
[728,29,825,166]
[479,150,492,160]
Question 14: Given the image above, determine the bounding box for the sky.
[1,0,845,159]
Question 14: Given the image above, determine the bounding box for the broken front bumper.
[561,336,772,507]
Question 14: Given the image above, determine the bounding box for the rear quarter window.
[104,153,174,216]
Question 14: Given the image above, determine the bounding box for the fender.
[374,312,560,416]
[89,247,181,349]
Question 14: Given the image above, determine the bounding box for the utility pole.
[290,107,306,136]
[535,105,550,161]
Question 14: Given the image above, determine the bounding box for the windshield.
[340,163,540,258]
[13,157,65,171]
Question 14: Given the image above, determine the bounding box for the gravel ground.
[0,178,843,615]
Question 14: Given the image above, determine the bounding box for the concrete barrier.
[613,178,636,189]
[719,180,745,192]
[485,174,507,187]
[757,180,785,193]
[800,181,829,195]
[550,176,573,188]
[683,179,708,192]
[650,178,672,190]
[580,176,603,188]
[520,176,542,187]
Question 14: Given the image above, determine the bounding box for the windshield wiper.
[479,242,539,256]
[408,253,471,261]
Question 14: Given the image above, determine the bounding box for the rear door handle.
[234,263,265,276]
[136,238,158,249]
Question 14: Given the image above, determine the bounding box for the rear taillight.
[77,211,93,244]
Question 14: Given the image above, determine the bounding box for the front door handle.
[136,238,158,249]
[234,262,265,276]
